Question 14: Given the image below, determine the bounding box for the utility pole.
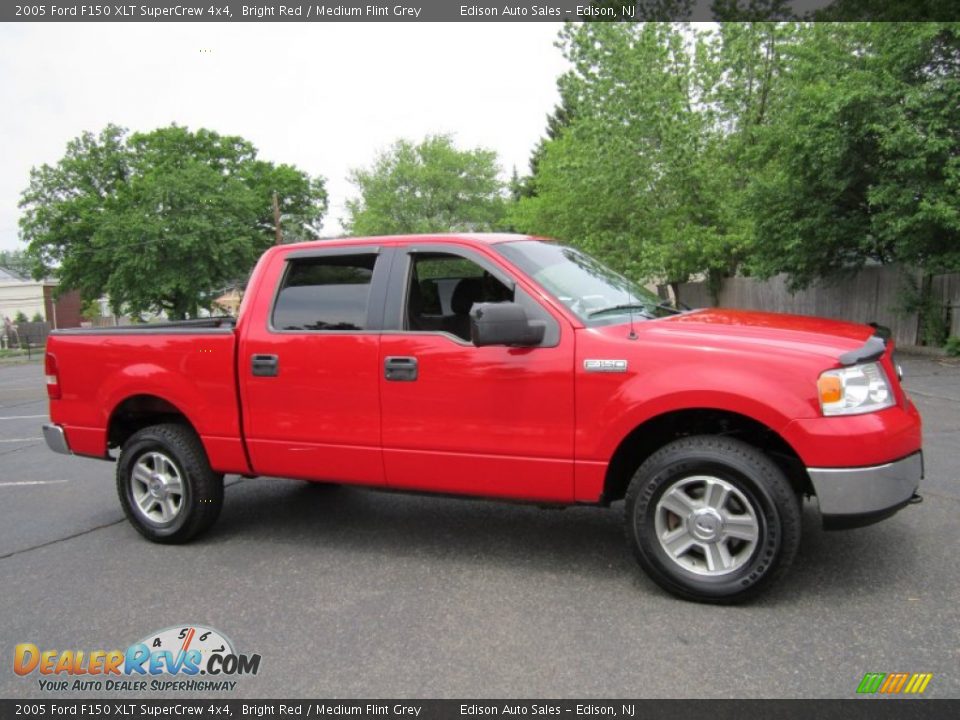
[273,191,283,245]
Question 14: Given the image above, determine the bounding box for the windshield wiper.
[653,302,686,315]
[588,302,687,318]
[588,303,655,318]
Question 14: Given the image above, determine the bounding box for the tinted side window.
[273,254,377,331]
[405,252,514,341]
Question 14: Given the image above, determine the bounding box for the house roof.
[0,267,27,282]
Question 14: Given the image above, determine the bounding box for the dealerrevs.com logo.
[14,624,261,693]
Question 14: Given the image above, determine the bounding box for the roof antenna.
[626,270,638,341]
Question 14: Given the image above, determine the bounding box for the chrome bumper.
[808,452,922,529]
[42,424,71,455]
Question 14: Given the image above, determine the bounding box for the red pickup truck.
[43,234,923,602]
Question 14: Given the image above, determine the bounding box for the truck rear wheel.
[116,423,224,543]
[625,435,801,603]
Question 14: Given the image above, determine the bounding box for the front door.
[378,244,575,502]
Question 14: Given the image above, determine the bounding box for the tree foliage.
[748,22,960,288]
[513,94,577,202]
[510,22,793,287]
[511,21,959,291]
[344,134,505,236]
[19,125,327,318]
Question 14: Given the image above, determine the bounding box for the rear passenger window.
[272,254,377,331]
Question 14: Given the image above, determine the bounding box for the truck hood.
[621,308,877,363]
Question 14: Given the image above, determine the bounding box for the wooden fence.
[677,265,960,348]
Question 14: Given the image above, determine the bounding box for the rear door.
[238,245,392,484]
[378,243,576,502]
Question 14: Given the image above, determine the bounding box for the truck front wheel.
[116,423,224,543]
[625,435,801,603]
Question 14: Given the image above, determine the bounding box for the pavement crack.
[0,482,241,561]
[0,443,40,457]
[0,399,48,411]
[0,517,126,561]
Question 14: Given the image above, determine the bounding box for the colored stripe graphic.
[905,673,933,694]
[880,673,908,693]
[857,672,932,695]
[857,673,886,694]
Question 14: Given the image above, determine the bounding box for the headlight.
[817,362,895,416]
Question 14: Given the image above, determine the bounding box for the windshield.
[496,240,670,324]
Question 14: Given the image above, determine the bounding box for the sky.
[0,22,570,253]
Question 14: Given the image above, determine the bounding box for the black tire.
[625,435,801,604]
[116,423,224,544]
[301,480,341,489]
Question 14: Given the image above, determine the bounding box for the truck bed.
[50,317,237,334]
[46,318,249,474]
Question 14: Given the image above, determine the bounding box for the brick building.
[0,267,83,329]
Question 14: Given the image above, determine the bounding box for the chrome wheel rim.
[131,451,184,526]
[654,475,760,577]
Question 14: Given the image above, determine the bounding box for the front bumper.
[808,451,922,529]
[42,424,71,455]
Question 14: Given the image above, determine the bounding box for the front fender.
[576,361,813,462]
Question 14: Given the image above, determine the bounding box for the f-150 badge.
[584,359,628,373]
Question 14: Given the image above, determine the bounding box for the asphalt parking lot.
[0,355,958,699]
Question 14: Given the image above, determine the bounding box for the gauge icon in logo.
[135,625,234,670]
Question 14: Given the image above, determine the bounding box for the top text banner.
[4,1,958,22]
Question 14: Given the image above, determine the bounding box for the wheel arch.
[602,407,811,504]
[107,394,200,452]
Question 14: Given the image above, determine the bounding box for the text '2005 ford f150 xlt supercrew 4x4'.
[42,234,923,602]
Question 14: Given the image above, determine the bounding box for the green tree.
[19,124,327,319]
[509,23,745,287]
[344,134,506,236]
[514,94,577,202]
[748,23,960,288]
[512,21,958,297]
[80,298,102,322]
[692,21,797,294]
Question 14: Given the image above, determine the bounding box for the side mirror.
[470,302,546,347]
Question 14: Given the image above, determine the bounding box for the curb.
[0,356,43,366]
